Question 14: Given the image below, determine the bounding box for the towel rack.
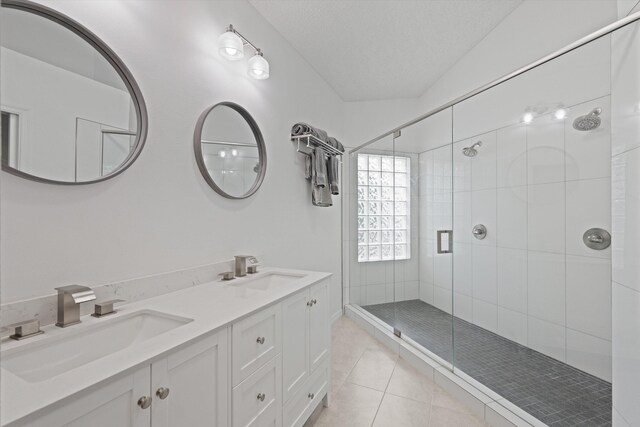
[291,134,344,158]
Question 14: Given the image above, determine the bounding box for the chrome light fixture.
[218,26,244,60]
[248,50,269,80]
[218,24,270,80]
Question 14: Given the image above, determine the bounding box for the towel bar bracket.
[291,134,344,161]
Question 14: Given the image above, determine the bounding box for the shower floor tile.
[361,299,612,427]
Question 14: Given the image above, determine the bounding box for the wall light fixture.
[218,24,269,80]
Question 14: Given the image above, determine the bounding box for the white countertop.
[0,267,331,426]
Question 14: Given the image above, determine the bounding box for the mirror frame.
[193,102,267,199]
[0,0,148,185]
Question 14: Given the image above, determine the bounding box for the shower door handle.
[437,230,453,254]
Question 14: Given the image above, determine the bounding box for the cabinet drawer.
[283,360,329,427]
[232,354,282,427]
[232,303,281,386]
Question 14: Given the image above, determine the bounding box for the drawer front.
[232,354,282,427]
[283,360,329,427]
[232,303,281,386]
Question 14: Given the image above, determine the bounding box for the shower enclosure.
[344,15,639,426]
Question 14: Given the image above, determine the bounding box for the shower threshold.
[362,299,611,427]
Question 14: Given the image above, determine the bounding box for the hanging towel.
[292,123,329,144]
[304,156,312,180]
[327,155,340,195]
[312,184,333,207]
[312,146,328,188]
[327,136,345,153]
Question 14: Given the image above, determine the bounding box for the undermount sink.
[227,272,306,291]
[1,310,192,383]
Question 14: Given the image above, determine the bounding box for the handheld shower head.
[573,108,601,131]
[462,141,482,157]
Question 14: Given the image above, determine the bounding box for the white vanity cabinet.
[18,329,228,427]
[282,279,330,427]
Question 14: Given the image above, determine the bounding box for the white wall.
[0,0,344,320]
[611,2,640,425]
[417,0,617,113]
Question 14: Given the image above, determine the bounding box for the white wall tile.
[366,284,387,305]
[565,97,611,181]
[454,292,473,323]
[453,191,472,243]
[497,124,527,188]
[473,245,497,304]
[473,299,497,333]
[527,118,565,185]
[612,282,640,426]
[471,188,497,247]
[404,281,419,300]
[497,186,528,250]
[419,238,434,285]
[566,255,612,340]
[498,307,528,346]
[497,247,528,313]
[453,140,472,193]
[434,285,452,314]
[528,182,565,253]
[419,281,434,305]
[471,131,497,191]
[612,148,640,292]
[566,329,612,382]
[612,23,640,155]
[434,253,452,289]
[453,242,473,296]
[528,317,566,362]
[566,178,611,259]
[528,251,565,326]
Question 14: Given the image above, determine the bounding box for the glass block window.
[357,153,410,262]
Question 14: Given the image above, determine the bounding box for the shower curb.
[344,304,545,427]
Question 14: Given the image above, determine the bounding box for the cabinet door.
[282,290,309,403]
[26,366,150,427]
[152,329,229,427]
[309,279,330,373]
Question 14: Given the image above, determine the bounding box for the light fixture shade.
[218,31,244,61]
[248,53,269,80]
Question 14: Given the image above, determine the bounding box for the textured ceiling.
[250,0,522,101]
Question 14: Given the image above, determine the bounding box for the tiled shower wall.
[611,5,640,426]
[419,96,613,382]
[347,151,420,306]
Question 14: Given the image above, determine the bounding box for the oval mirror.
[0,0,147,184]
[194,102,266,199]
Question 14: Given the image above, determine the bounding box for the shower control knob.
[137,396,152,409]
[583,228,611,250]
[472,224,487,240]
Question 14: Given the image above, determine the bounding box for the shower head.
[573,108,602,131]
[462,141,482,157]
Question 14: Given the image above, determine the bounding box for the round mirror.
[0,0,147,184]
[194,102,266,199]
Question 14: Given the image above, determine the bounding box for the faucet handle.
[2,319,44,341]
[92,299,125,318]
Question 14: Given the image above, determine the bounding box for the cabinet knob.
[308,392,315,399]
[156,387,170,400]
[257,392,266,402]
[137,396,152,409]
[311,299,317,305]
[306,300,312,306]
[256,336,265,344]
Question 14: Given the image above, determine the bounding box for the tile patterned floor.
[306,315,487,427]
[362,300,612,426]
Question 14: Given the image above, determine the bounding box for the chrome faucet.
[55,285,96,327]
[234,255,258,277]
